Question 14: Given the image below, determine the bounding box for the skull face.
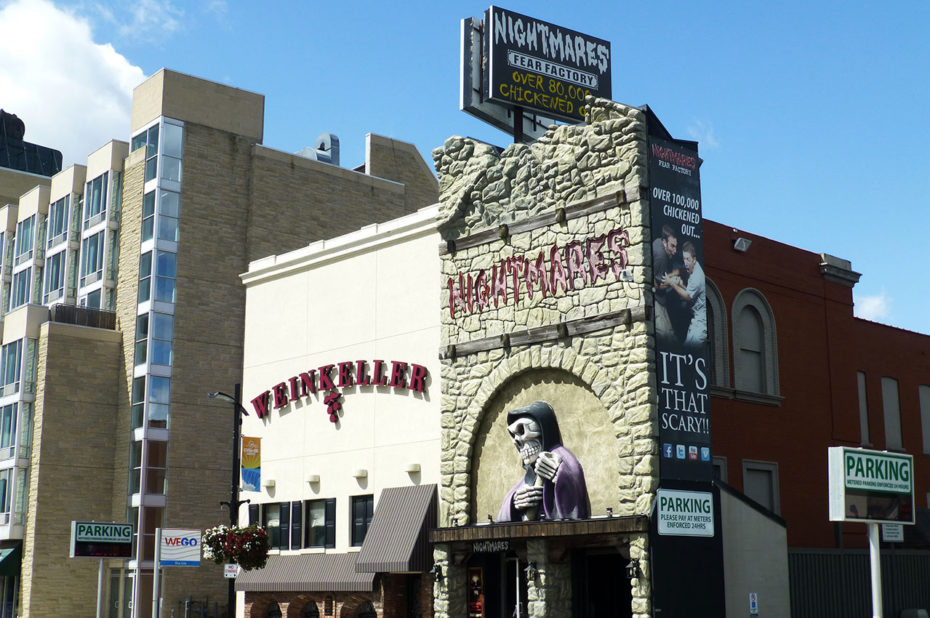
[508,417,542,466]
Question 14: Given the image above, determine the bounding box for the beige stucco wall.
[721,489,791,618]
[49,165,86,203]
[241,205,442,552]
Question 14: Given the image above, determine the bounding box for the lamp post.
[208,384,250,618]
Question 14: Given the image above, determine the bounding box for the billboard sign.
[70,521,134,558]
[159,528,202,567]
[483,6,611,124]
[649,135,711,481]
[656,489,714,537]
[829,447,914,524]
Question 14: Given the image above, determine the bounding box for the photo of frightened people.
[653,227,707,350]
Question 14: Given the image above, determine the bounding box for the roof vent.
[296,132,340,166]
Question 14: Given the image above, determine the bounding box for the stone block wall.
[433,99,659,618]
[23,322,122,616]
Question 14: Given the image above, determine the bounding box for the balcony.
[49,304,116,330]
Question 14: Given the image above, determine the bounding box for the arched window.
[266,601,282,618]
[731,289,778,396]
[356,601,377,618]
[705,278,729,388]
[301,601,320,618]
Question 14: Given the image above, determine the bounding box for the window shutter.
[279,502,290,550]
[325,498,336,548]
[291,501,302,550]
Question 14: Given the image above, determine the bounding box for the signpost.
[153,528,201,618]
[70,521,134,618]
[829,447,915,618]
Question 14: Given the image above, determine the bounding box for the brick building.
[0,69,437,617]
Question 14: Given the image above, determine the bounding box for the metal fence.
[789,548,930,618]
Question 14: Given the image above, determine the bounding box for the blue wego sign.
[649,136,711,482]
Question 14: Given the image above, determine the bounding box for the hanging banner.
[241,437,261,492]
[648,136,711,481]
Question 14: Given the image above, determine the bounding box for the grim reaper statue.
[496,401,591,522]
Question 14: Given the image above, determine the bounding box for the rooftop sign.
[829,447,914,524]
[486,7,611,124]
[461,7,612,139]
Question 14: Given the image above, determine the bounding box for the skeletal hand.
[513,484,543,510]
[535,450,562,481]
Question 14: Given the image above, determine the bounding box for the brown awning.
[235,553,375,592]
[429,515,649,544]
[356,484,437,573]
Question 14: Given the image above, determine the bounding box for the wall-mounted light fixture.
[405,463,421,473]
[262,478,275,489]
[733,237,752,252]
[606,507,613,518]
[352,469,368,479]
[524,561,538,581]
[306,474,320,484]
[429,563,444,584]
[626,559,641,580]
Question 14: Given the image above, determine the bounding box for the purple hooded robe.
[496,402,591,522]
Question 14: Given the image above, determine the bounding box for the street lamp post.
[208,384,250,618]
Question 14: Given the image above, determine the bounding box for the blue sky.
[2,0,929,334]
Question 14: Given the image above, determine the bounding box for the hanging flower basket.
[202,524,270,571]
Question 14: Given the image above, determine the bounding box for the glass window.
[143,125,159,182]
[138,252,152,303]
[134,315,148,367]
[921,385,930,455]
[10,268,31,309]
[44,251,65,303]
[142,192,156,242]
[881,377,902,450]
[306,498,336,549]
[84,172,109,228]
[0,404,16,450]
[148,376,170,427]
[154,251,176,303]
[350,495,373,546]
[14,216,35,264]
[47,196,70,248]
[742,460,780,514]
[857,372,870,446]
[129,441,142,494]
[150,312,173,366]
[1,341,22,396]
[162,123,183,159]
[263,504,282,549]
[80,232,104,286]
[0,470,9,515]
[159,191,180,218]
[84,289,101,310]
[131,377,145,430]
[731,289,779,396]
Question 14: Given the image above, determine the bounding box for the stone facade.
[23,322,122,616]
[433,99,658,618]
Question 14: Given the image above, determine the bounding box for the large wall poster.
[649,136,711,482]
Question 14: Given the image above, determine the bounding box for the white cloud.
[0,0,145,167]
[687,119,720,150]
[855,290,892,322]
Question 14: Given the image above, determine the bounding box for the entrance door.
[572,551,632,618]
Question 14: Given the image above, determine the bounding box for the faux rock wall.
[433,99,659,618]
